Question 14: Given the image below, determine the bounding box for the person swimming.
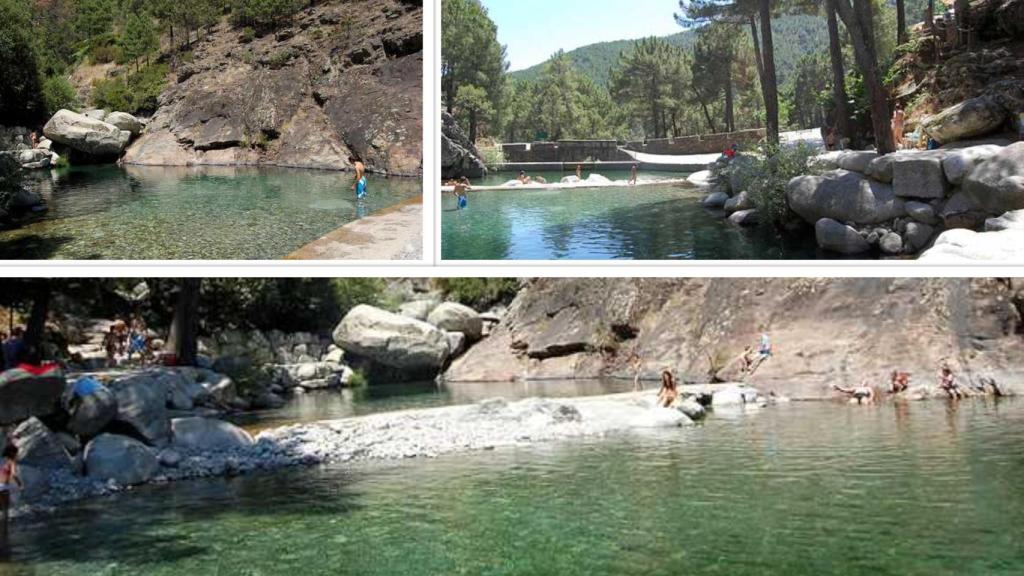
[833,381,876,405]
[352,158,367,199]
[453,177,470,209]
[517,171,531,185]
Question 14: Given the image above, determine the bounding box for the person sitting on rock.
[517,171,532,185]
[938,362,964,399]
[1,442,23,533]
[28,132,38,148]
[453,177,471,210]
[833,380,876,405]
[658,369,679,408]
[741,346,755,374]
[128,316,148,365]
[351,157,367,199]
[889,370,911,394]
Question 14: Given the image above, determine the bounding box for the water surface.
[441,171,821,260]
[3,399,1021,575]
[0,166,420,260]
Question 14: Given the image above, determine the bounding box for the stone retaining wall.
[501,140,633,163]
[625,129,766,155]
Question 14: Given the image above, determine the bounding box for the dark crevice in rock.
[610,323,639,341]
[528,343,588,360]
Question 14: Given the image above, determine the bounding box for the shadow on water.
[0,234,88,260]
[0,466,369,569]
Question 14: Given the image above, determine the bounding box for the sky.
[480,0,686,72]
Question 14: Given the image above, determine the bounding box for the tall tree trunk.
[896,0,907,44]
[165,278,200,367]
[23,282,51,365]
[759,0,780,146]
[954,0,970,48]
[835,0,895,154]
[725,66,735,133]
[692,88,718,134]
[748,15,765,91]
[468,109,478,144]
[826,0,851,144]
[445,68,455,114]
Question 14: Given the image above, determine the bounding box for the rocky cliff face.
[446,278,1024,398]
[441,111,486,179]
[123,0,422,176]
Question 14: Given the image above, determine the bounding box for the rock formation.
[446,278,1024,399]
[123,0,422,176]
[441,111,487,179]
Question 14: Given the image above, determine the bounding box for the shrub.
[91,63,168,115]
[230,0,303,33]
[742,143,817,229]
[347,369,369,388]
[90,43,122,64]
[266,48,295,69]
[478,146,506,169]
[240,27,256,43]
[42,75,79,116]
[331,279,387,317]
[0,154,22,211]
[432,278,519,309]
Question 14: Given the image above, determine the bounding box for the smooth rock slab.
[919,229,1024,262]
[816,218,871,254]
[985,210,1024,232]
[942,145,1003,185]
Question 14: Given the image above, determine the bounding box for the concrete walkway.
[285,197,422,261]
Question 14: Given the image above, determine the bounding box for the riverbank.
[285,196,423,260]
[10,382,1015,520]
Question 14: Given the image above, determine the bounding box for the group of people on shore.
[0,327,27,371]
[832,361,1002,404]
[103,316,154,368]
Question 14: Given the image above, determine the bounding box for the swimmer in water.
[453,177,470,209]
[351,157,367,199]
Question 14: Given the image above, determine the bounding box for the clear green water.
[442,171,822,260]
[3,399,1022,575]
[0,166,420,260]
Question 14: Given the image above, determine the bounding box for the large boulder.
[65,378,118,438]
[702,191,729,208]
[109,373,171,446]
[892,155,950,199]
[83,434,158,485]
[942,145,1003,185]
[43,109,131,157]
[923,95,1007,145]
[12,417,72,470]
[171,417,253,452]
[0,365,65,425]
[786,170,904,225]
[333,305,451,376]
[815,218,871,254]
[104,112,144,136]
[398,299,438,321]
[837,151,879,174]
[962,142,1024,215]
[441,111,486,179]
[727,209,760,227]
[723,190,753,214]
[427,302,483,341]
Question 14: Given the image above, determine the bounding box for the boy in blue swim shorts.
[453,177,470,209]
[351,158,367,199]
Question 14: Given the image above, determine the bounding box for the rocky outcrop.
[441,111,486,179]
[104,112,144,136]
[923,94,1010,144]
[445,279,1024,399]
[786,170,904,225]
[84,433,158,485]
[65,381,118,438]
[124,0,422,176]
[0,365,66,426]
[12,417,73,470]
[171,417,253,452]
[963,142,1024,214]
[333,305,451,378]
[42,109,131,158]
[108,374,171,446]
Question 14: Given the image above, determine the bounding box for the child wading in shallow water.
[352,158,367,199]
[1,443,23,533]
[453,177,470,209]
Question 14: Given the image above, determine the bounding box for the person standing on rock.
[628,163,638,186]
[351,158,367,200]
[576,164,583,181]
[631,355,643,391]
[1,442,23,534]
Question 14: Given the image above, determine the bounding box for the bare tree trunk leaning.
[759,0,780,146]
[826,0,851,144]
[834,0,896,154]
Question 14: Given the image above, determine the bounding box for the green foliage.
[120,12,160,71]
[240,27,256,43]
[347,369,369,388]
[74,0,117,40]
[442,0,507,141]
[478,145,506,168]
[719,143,817,229]
[432,278,519,309]
[230,0,302,33]
[330,279,388,318]
[0,0,45,124]
[610,37,692,139]
[266,48,296,69]
[89,43,123,65]
[91,63,168,114]
[42,75,79,116]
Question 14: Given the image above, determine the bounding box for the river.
[1,392,1021,575]
[0,165,421,260]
